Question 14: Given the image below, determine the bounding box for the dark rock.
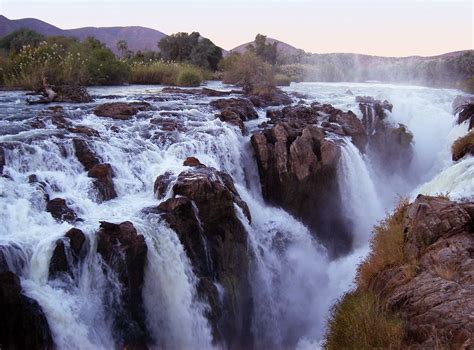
[94,102,151,120]
[251,121,351,256]
[28,174,50,202]
[27,84,92,104]
[183,156,204,167]
[96,221,148,349]
[46,198,77,222]
[248,88,293,107]
[153,171,174,199]
[156,165,252,347]
[67,126,100,137]
[328,110,367,152]
[453,95,474,130]
[49,228,86,281]
[0,244,28,274]
[73,138,100,171]
[210,98,258,133]
[88,163,117,202]
[161,87,242,96]
[0,271,54,349]
[0,145,5,174]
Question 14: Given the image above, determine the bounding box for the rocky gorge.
[0,82,473,349]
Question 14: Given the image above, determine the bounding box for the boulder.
[0,271,54,349]
[183,156,204,167]
[453,95,474,130]
[156,165,253,347]
[247,88,293,107]
[210,98,258,133]
[96,221,148,349]
[88,163,117,202]
[94,102,151,120]
[46,198,77,223]
[73,138,100,171]
[368,196,474,348]
[153,171,174,199]
[49,228,86,281]
[27,84,92,104]
[452,131,474,161]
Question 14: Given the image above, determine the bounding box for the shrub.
[274,73,291,86]
[177,68,202,87]
[357,198,410,290]
[451,130,474,161]
[324,290,405,350]
[221,52,274,94]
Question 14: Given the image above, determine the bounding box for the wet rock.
[88,163,117,202]
[94,102,151,120]
[369,196,474,348]
[452,131,474,161]
[0,244,29,274]
[0,271,54,349]
[67,125,100,137]
[211,98,258,133]
[157,165,252,346]
[96,221,148,348]
[49,228,86,281]
[27,84,92,104]
[153,171,174,199]
[149,117,178,132]
[328,110,367,152]
[73,138,100,171]
[357,96,393,133]
[28,174,50,202]
[161,87,242,96]
[248,88,293,107]
[183,156,204,167]
[251,121,350,255]
[46,198,77,223]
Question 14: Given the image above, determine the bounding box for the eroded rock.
[0,271,54,349]
[46,198,77,223]
[88,163,117,202]
[210,98,258,133]
[94,102,151,120]
[49,228,86,281]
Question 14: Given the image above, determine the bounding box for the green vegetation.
[129,61,210,86]
[158,32,222,70]
[220,51,274,94]
[0,30,130,89]
[324,290,405,350]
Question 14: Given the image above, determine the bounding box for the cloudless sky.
[1,0,472,56]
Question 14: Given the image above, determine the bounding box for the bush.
[324,290,405,350]
[177,68,202,87]
[221,52,274,94]
[357,199,409,290]
[274,73,291,86]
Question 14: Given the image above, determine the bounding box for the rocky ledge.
[151,159,253,348]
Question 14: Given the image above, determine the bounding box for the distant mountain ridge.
[0,15,167,54]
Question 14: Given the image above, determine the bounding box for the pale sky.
[1,0,473,57]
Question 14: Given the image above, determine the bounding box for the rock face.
[88,163,117,202]
[49,228,87,281]
[94,102,151,120]
[453,95,474,130]
[73,138,100,171]
[251,104,358,255]
[0,271,54,349]
[210,98,258,133]
[248,88,293,107]
[96,221,148,349]
[357,96,413,172]
[46,198,77,222]
[157,164,253,347]
[369,196,474,348]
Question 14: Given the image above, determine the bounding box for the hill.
[0,15,167,54]
[230,37,302,57]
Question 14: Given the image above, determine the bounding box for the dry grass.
[451,130,474,161]
[129,61,210,86]
[357,198,410,290]
[324,290,405,350]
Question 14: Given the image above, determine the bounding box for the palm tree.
[117,40,128,58]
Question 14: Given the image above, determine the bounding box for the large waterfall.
[1,82,472,349]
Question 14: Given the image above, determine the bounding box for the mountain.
[0,15,167,54]
[230,37,303,56]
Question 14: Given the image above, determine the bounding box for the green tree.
[0,28,45,53]
[116,39,128,58]
[247,34,278,65]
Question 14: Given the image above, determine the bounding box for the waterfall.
[337,139,384,247]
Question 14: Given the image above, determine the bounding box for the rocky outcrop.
[452,131,474,161]
[94,102,151,120]
[27,84,92,104]
[88,163,117,202]
[247,88,293,107]
[251,104,360,255]
[49,228,87,281]
[368,196,474,348]
[73,138,100,171]
[357,96,413,172]
[46,198,77,223]
[156,163,253,347]
[96,221,148,349]
[161,87,242,96]
[0,271,54,349]
[210,98,258,133]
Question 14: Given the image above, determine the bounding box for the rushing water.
[0,82,472,349]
